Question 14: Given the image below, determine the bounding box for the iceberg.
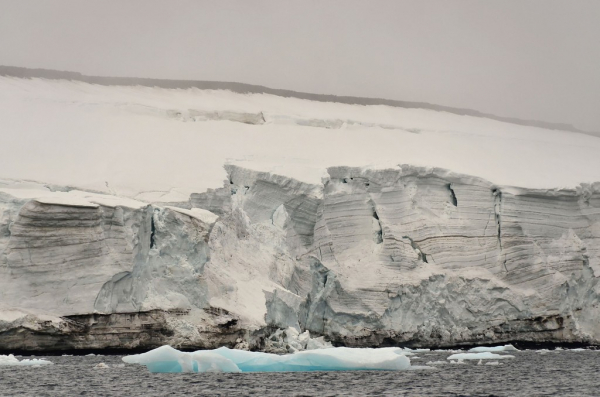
[468,345,518,353]
[0,354,53,366]
[121,346,242,373]
[447,352,515,360]
[122,345,411,373]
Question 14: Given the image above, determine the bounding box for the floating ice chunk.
[93,363,110,369]
[449,360,466,365]
[212,346,411,372]
[468,345,518,353]
[123,345,411,373]
[447,352,514,360]
[122,346,241,373]
[570,348,586,352]
[426,361,447,365]
[485,361,501,366]
[0,354,53,366]
[408,365,436,371]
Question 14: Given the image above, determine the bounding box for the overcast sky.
[1,0,599,132]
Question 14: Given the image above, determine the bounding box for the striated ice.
[123,345,411,373]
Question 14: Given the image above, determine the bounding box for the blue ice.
[122,345,411,373]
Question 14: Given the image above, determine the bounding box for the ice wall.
[0,164,599,352]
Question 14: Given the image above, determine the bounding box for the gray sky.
[1,0,599,132]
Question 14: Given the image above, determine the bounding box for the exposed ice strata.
[0,163,599,352]
[122,345,411,373]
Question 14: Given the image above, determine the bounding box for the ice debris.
[468,345,518,353]
[263,327,332,353]
[122,345,411,373]
[0,354,53,366]
[447,352,515,361]
[93,363,110,369]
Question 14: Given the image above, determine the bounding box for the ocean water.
[1,349,599,396]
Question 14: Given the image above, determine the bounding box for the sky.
[1,0,599,132]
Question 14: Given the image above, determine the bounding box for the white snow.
[0,354,53,366]
[165,206,219,224]
[35,196,99,208]
[122,345,411,373]
[0,184,148,209]
[1,76,600,200]
[447,352,515,360]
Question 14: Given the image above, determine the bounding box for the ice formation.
[447,352,515,361]
[262,327,332,353]
[468,345,518,353]
[0,70,599,352]
[122,345,411,373]
[0,354,52,366]
[426,361,448,365]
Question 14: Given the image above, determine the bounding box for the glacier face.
[0,164,599,351]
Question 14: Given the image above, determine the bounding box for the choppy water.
[1,349,599,396]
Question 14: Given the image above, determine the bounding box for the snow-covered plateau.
[0,70,599,352]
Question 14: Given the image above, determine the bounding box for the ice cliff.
[1,164,599,352]
[0,72,599,352]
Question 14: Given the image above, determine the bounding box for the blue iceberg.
[122,345,411,373]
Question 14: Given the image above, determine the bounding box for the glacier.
[122,345,411,373]
[0,71,599,353]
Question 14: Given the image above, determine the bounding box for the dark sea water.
[1,349,599,396]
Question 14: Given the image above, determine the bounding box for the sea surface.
[1,349,599,396]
